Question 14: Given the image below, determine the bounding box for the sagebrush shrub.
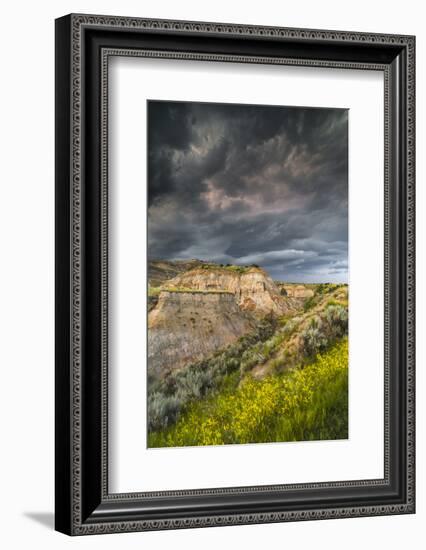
[301,322,328,357]
[324,304,348,337]
[175,368,214,400]
[147,392,182,431]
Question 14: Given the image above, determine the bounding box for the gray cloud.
[148,100,348,283]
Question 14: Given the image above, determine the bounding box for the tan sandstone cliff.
[148,290,256,377]
[163,266,294,318]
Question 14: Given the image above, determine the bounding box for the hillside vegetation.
[147,260,349,447]
[148,338,348,447]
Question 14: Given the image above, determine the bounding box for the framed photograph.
[55,14,415,535]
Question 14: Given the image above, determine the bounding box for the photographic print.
[147,100,349,448]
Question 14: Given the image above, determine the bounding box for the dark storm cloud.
[147,100,348,282]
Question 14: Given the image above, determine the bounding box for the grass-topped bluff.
[147,259,349,447]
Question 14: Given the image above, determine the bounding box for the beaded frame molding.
[55,14,415,536]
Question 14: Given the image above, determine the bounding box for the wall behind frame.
[0,0,422,548]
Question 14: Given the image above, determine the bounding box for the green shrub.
[301,317,328,357]
[175,368,215,400]
[147,393,182,431]
[239,320,295,375]
[303,296,317,312]
[300,304,348,358]
[324,304,348,337]
[315,283,327,295]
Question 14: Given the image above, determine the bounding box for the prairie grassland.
[148,338,348,447]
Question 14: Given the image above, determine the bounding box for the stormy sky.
[147,100,348,283]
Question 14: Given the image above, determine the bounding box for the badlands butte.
[148,259,345,378]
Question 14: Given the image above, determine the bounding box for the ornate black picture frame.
[55,14,415,535]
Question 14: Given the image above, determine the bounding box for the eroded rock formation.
[148,290,256,377]
[164,266,294,317]
[280,284,315,299]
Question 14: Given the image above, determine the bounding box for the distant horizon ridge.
[148,258,348,285]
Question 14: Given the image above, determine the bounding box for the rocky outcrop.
[148,290,256,377]
[148,259,208,287]
[164,267,294,317]
[280,284,314,299]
